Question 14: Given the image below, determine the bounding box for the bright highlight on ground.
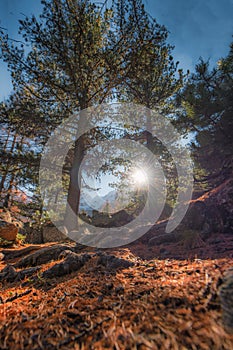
[132,169,148,186]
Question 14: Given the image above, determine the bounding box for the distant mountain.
[79,190,118,215]
[103,190,118,203]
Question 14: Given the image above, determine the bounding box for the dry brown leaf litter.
[0,243,233,350]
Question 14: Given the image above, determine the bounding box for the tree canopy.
[0,1,232,234]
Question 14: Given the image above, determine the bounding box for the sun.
[132,168,148,186]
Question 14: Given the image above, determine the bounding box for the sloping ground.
[0,242,233,350]
[130,232,233,260]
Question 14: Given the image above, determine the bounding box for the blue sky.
[0,0,232,100]
[145,0,233,72]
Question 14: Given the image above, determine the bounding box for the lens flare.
[132,169,148,186]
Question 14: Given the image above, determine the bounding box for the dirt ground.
[0,233,233,350]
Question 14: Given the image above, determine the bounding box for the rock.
[91,209,134,227]
[0,221,18,241]
[26,225,69,244]
[149,232,178,246]
[219,267,233,333]
[28,229,43,244]
[0,209,12,222]
[110,209,134,227]
[23,223,44,244]
[43,225,71,243]
[0,208,24,231]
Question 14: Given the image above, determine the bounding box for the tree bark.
[64,134,86,232]
[0,132,17,195]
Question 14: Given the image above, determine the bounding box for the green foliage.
[1,0,116,114]
[16,232,26,244]
[112,0,184,108]
[0,0,186,225]
[0,93,44,214]
[176,40,233,188]
[0,237,14,247]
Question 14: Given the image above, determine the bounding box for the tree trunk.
[3,136,25,209]
[0,132,17,195]
[146,112,153,151]
[64,134,86,232]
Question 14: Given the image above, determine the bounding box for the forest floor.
[0,233,233,350]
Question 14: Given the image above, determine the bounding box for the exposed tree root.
[0,246,134,283]
[0,289,32,304]
[0,264,40,282]
[13,244,76,268]
[1,243,57,260]
[42,251,91,279]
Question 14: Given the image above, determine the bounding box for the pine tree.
[0,0,185,231]
[176,40,233,188]
[0,93,44,217]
